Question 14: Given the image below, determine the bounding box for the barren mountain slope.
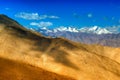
[0,57,74,80]
[0,15,120,80]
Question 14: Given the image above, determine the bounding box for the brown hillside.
[0,15,120,80]
[0,57,74,80]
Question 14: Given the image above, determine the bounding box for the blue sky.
[0,0,120,29]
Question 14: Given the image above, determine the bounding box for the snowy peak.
[88,26,99,31]
[29,26,119,35]
[53,26,79,33]
[79,26,112,34]
[52,26,113,34]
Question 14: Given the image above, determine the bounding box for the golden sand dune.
[0,15,120,80]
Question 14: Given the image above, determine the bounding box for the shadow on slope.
[0,57,75,80]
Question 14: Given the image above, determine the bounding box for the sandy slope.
[0,15,120,80]
[0,57,74,80]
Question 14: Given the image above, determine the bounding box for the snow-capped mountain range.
[78,26,112,34]
[29,26,120,47]
[30,26,120,35]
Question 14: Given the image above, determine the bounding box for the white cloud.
[15,12,59,20]
[15,12,40,20]
[30,21,53,27]
[87,13,92,18]
[48,16,59,19]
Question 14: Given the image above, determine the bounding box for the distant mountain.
[30,26,120,47]
[1,14,120,80]
[79,26,112,34]
[30,26,120,34]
